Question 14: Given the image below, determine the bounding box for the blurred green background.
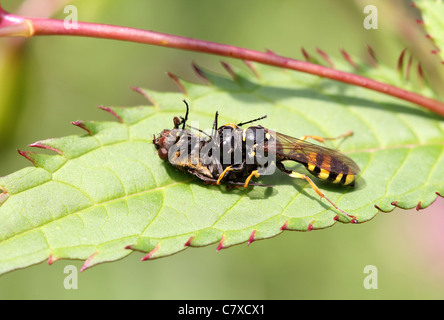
[1,0,443,299]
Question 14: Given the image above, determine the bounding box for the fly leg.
[276,161,357,223]
[243,170,260,188]
[216,163,244,185]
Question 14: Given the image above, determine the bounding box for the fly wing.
[265,131,360,175]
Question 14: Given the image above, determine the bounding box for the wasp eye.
[158,147,168,160]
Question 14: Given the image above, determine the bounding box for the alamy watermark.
[363,5,378,30]
[63,5,78,30]
[63,265,78,290]
[363,265,378,289]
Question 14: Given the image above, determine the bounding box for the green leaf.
[417,0,444,61]
[1,62,443,275]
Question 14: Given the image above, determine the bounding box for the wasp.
[153,100,360,222]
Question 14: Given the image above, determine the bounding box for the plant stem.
[1,7,444,117]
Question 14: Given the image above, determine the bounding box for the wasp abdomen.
[304,152,355,186]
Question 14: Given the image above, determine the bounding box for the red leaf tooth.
[391,201,400,208]
[141,243,161,261]
[333,215,340,221]
[280,220,289,231]
[216,235,226,252]
[340,48,358,70]
[130,86,158,108]
[416,19,424,25]
[316,47,334,68]
[437,192,442,197]
[192,62,210,84]
[301,47,310,61]
[397,48,408,73]
[243,59,260,79]
[248,230,256,246]
[416,201,422,211]
[28,142,63,155]
[80,251,98,272]
[17,149,37,165]
[307,223,314,232]
[431,49,441,55]
[166,72,187,94]
[184,236,194,247]
[265,48,279,56]
[47,254,59,265]
[97,105,123,123]
[71,121,92,135]
[221,61,237,81]
[366,44,378,67]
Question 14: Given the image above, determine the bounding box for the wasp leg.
[276,162,357,223]
[244,170,260,188]
[299,131,353,144]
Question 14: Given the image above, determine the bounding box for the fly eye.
[158,147,168,160]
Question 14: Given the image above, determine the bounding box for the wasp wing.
[264,131,360,175]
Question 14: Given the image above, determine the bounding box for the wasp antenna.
[237,115,267,127]
[181,100,190,130]
[211,111,219,139]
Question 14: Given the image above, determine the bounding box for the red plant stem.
[2,9,444,117]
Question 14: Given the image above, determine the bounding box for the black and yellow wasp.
[153,101,360,222]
